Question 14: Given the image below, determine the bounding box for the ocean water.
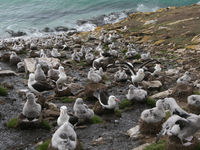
[0,0,199,38]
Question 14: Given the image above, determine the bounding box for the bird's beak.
[61,109,64,115]
[115,98,120,102]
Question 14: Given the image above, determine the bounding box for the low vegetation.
[36,139,50,150]
[0,85,8,96]
[41,120,51,130]
[119,99,132,109]
[7,118,18,128]
[144,140,166,150]
[60,97,75,103]
[146,97,156,107]
[91,115,103,124]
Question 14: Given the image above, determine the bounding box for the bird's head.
[26,92,35,102]
[29,73,35,81]
[75,98,84,105]
[60,106,67,115]
[109,95,120,103]
[129,84,135,89]
[138,68,144,74]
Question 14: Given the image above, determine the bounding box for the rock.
[24,58,60,73]
[191,34,200,44]
[17,62,25,72]
[132,143,150,150]
[83,83,107,99]
[127,125,141,140]
[142,80,162,90]
[150,89,173,99]
[0,70,17,76]
[55,87,72,97]
[17,89,29,97]
[30,50,40,57]
[144,19,157,25]
[42,109,59,120]
[6,30,26,37]
[92,137,104,146]
[154,40,165,46]
[42,27,54,32]
[54,26,68,32]
[166,136,198,150]
[172,83,194,100]
[165,68,179,76]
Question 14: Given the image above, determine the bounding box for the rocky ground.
[0,4,200,150]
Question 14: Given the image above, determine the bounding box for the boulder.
[150,89,173,99]
[68,83,85,96]
[55,87,72,97]
[142,80,162,90]
[0,70,17,76]
[17,62,25,72]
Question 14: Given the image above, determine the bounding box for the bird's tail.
[93,90,100,99]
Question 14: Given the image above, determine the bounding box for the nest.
[139,118,165,135]
[93,101,114,115]
[166,136,198,150]
[172,83,193,100]
[188,104,200,114]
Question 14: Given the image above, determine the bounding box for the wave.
[136,4,160,12]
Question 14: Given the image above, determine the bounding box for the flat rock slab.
[24,58,60,73]
[132,143,150,150]
[0,70,17,76]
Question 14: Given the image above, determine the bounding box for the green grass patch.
[195,142,200,150]
[146,97,156,107]
[41,120,51,130]
[165,111,171,120]
[193,91,200,95]
[133,54,141,60]
[144,140,166,150]
[114,109,122,117]
[103,45,109,51]
[91,115,103,124]
[60,97,75,103]
[36,139,50,150]
[7,118,18,128]
[119,99,132,109]
[19,50,27,55]
[0,85,8,96]
[121,49,128,55]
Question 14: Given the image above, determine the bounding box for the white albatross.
[57,106,70,126]
[56,66,67,89]
[87,68,102,83]
[22,93,41,120]
[52,122,77,150]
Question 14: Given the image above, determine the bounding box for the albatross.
[22,93,41,121]
[94,90,120,109]
[56,66,67,89]
[52,122,77,150]
[57,106,70,126]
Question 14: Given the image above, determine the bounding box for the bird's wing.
[138,59,161,69]
[173,108,190,119]
[99,90,109,105]
[117,61,136,75]
[175,119,190,130]
[32,81,53,92]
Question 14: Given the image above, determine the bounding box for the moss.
[119,99,132,109]
[41,120,51,130]
[102,74,108,81]
[146,97,156,107]
[60,97,75,103]
[194,142,200,150]
[121,49,128,55]
[36,139,50,150]
[193,91,200,95]
[91,115,103,124]
[114,109,122,117]
[133,54,141,60]
[7,118,18,128]
[144,140,166,150]
[19,50,27,55]
[0,85,8,96]
[103,45,109,51]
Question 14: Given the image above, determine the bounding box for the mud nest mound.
[166,135,198,150]
[139,118,165,135]
[93,101,114,115]
[187,104,200,114]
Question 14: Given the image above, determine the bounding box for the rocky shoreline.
[0,4,200,150]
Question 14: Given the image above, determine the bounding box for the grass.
[193,91,200,95]
[133,54,141,60]
[121,49,128,55]
[91,115,103,124]
[41,120,51,130]
[165,111,171,120]
[60,97,75,103]
[36,139,50,150]
[7,118,18,128]
[119,99,132,109]
[103,44,109,51]
[114,109,122,117]
[0,85,8,96]
[102,74,109,81]
[144,140,166,150]
[146,97,156,107]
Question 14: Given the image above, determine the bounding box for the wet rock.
[166,136,198,150]
[17,62,25,72]
[172,83,194,100]
[68,83,85,96]
[142,80,162,90]
[55,87,72,97]
[6,30,27,37]
[150,89,173,99]
[0,70,17,76]
[42,27,54,32]
[83,83,107,99]
[54,26,68,32]
[24,58,60,73]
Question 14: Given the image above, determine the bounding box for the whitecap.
[136,4,159,12]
